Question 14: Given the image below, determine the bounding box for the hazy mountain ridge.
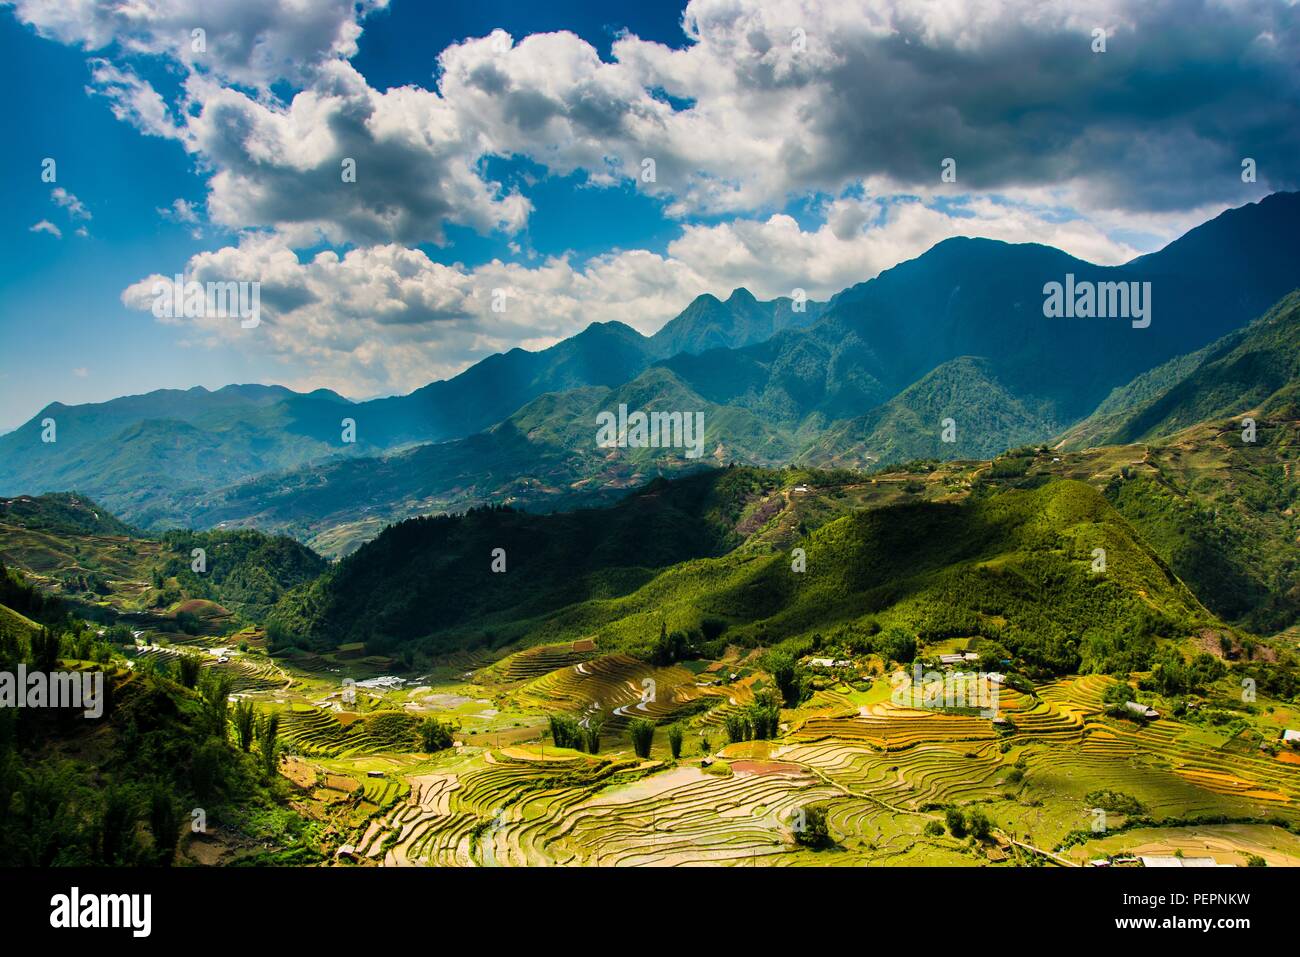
[183,366,796,555]
[174,229,1300,550]
[3,194,1299,545]
[1060,290,1300,449]
[784,193,1300,428]
[648,287,827,357]
[0,289,822,524]
[799,356,1064,467]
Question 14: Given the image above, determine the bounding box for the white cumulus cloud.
[120,195,1154,397]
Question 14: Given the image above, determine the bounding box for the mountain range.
[3,192,1299,557]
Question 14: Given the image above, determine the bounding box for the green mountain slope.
[186,366,798,555]
[185,279,1300,557]
[0,589,315,866]
[157,530,328,622]
[513,480,1219,677]
[1062,290,1300,448]
[1053,344,1223,450]
[0,558,68,627]
[858,421,1300,639]
[800,356,1063,468]
[0,601,41,651]
[0,499,325,625]
[275,470,1224,679]
[1100,418,1300,636]
[0,386,371,530]
[273,467,793,652]
[0,492,139,537]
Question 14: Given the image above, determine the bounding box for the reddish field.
[730,760,805,776]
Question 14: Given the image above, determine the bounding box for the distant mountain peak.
[650,286,824,359]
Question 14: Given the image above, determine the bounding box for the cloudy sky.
[1,0,1296,430]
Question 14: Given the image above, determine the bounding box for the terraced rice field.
[277,661,1300,867]
[361,755,636,866]
[510,653,729,730]
[278,705,420,757]
[133,645,286,693]
[218,655,287,693]
[791,702,1000,750]
[345,740,1003,867]
[1079,721,1300,808]
[487,643,598,681]
[275,650,333,674]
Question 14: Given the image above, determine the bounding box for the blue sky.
[1,0,1295,431]
[0,2,693,429]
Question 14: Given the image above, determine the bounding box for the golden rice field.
[266,662,1300,867]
